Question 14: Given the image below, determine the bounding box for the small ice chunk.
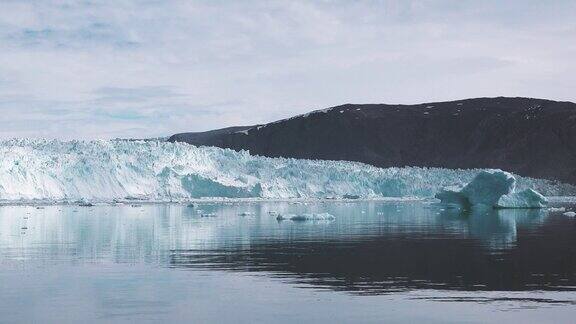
[276,213,296,221]
[548,207,566,212]
[564,211,576,217]
[78,202,95,207]
[290,213,335,221]
[495,189,548,209]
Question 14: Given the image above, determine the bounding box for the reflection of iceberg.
[0,139,573,202]
[438,207,546,250]
[435,170,548,209]
[2,201,572,294]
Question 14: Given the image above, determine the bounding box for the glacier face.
[0,139,574,202]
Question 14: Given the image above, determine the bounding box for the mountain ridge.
[169,97,576,184]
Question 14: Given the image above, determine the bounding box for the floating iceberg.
[434,187,470,206]
[461,170,516,206]
[276,213,335,221]
[496,189,548,209]
[0,139,573,202]
[435,170,548,209]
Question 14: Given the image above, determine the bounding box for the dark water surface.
[1,200,576,323]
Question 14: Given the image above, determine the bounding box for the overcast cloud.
[0,0,575,139]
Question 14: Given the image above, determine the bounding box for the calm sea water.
[1,200,575,323]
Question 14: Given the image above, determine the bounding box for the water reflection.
[1,201,575,295]
[437,207,547,251]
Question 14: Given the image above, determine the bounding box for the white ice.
[496,189,548,209]
[0,139,573,203]
[435,170,549,209]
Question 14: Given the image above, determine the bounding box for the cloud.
[93,86,183,103]
[0,0,575,138]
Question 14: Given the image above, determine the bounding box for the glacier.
[435,170,549,209]
[0,139,574,203]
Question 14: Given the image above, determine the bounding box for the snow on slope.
[0,139,573,202]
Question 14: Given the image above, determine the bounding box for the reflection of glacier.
[0,139,574,202]
[2,202,573,293]
[0,202,553,262]
[438,208,547,250]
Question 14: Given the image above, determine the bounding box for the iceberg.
[0,139,573,203]
[435,170,548,209]
[495,189,548,209]
[277,213,335,221]
[435,187,473,206]
[460,170,515,206]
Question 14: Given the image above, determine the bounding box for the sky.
[0,0,575,139]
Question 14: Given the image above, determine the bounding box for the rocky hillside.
[169,97,576,184]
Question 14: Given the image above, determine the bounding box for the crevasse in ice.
[0,139,573,202]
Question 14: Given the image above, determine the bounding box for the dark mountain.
[169,97,576,184]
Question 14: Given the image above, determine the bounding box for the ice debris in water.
[276,213,295,221]
[277,213,335,221]
[548,207,566,212]
[564,211,576,217]
[0,139,573,202]
[435,170,548,209]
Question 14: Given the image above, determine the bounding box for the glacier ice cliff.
[435,170,549,209]
[0,139,574,203]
